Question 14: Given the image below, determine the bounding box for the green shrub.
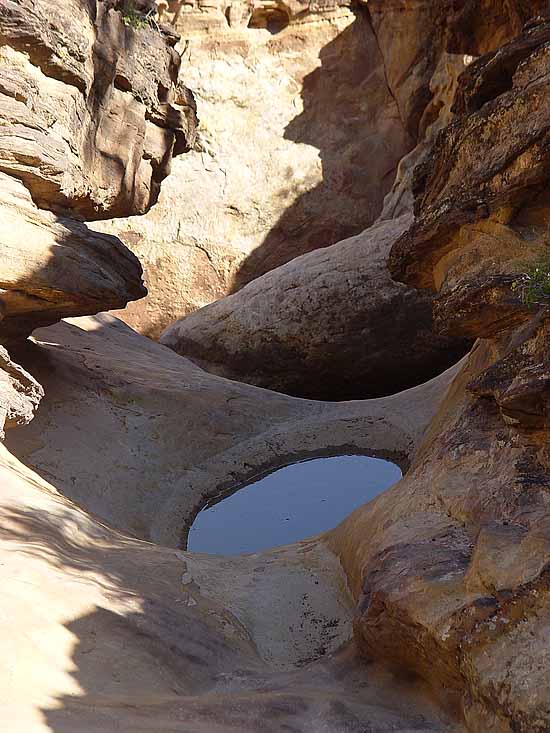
[511,254,550,308]
[120,2,155,30]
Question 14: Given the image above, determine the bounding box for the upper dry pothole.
[247,4,290,34]
[186,455,401,554]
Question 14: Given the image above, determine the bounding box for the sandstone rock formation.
[0,172,145,342]
[6,313,459,545]
[94,3,414,337]
[1,1,550,731]
[365,0,549,142]
[389,16,550,340]
[330,335,550,730]
[97,0,550,339]
[0,0,200,343]
[0,0,197,220]
[160,215,469,400]
[0,440,461,732]
[321,17,550,730]
[157,2,550,399]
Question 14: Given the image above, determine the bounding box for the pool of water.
[186,455,401,555]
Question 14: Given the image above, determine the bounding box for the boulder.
[160,215,469,400]
[0,173,145,342]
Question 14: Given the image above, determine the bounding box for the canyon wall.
[0,1,549,731]
[0,0,196,343]
[331,19,550,729]
[94,0,415,338]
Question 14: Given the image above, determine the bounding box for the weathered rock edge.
[0,0,197,220]
[6,313,461,546]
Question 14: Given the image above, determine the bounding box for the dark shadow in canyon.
[231,7,413,290]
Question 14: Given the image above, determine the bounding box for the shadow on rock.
[232,7,412,289]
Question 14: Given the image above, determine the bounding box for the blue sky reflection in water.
[187,455,402,555]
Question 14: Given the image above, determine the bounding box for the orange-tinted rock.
[0,0,197,220]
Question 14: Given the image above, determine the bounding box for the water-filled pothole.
[187,455,401,555]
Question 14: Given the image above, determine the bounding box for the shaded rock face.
[0,0,197,220]
[161,215,470,400]
[0,346,42,439]
[316,17,550,730]
[389,17,550,339]
[99,0,550,340]
[0,172,145,342]
[95,4,414,338]
[367,0,550,142]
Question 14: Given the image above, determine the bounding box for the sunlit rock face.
[0,172,145,343]
[0,0,200,342]
[95,2,414,338]
[0,0,197,221]
[0,439,463,733]
[154,10,478,401]
[154,2,549,400]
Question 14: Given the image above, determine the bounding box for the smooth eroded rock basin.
[187,455,402,554]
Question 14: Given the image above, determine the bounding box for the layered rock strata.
[323,19,550,730]
[0,172,145,342]
[0,0,195,404]
[0,0,197,220]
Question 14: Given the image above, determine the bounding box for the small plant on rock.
[511,253,550,309]
[120,1,155,30]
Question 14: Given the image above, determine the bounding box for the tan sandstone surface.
[6,313,459,546]
[0,0,196,221]
[0,439,463,732]
[96,0,549,339]
[331,18,550,730]
[94,2,414,337]
[160,214,469,400]
[0,1,550,731]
